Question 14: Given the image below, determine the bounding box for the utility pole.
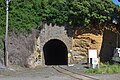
[4,0,9,67]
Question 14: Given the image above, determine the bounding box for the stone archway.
[43,39,68,65]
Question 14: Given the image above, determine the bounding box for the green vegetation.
[0,0,120,49]
[85,64,120,74]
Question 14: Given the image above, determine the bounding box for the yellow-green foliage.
[85,64,120,74]
[0,0,119,49]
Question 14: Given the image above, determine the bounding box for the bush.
[85,64,120,74]
[0,0,119,54]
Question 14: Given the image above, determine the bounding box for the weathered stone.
[72,28,103,62]
[26,37,41,68]
[8,29,40,67]
[7,24,104,67]
[40,23,72,65]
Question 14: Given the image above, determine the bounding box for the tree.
[68,0,118,27]
[0,0,119,37]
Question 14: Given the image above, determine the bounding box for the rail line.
[52,66,99,80]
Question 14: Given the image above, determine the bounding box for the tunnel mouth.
[43,39,68,65]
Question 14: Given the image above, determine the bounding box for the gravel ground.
[0,63,120,80]
[0,76,77,80]
[91,74,120,80]
[0,66,78,80]
[59,62,120,80]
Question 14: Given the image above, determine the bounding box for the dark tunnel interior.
[43,39,68,65]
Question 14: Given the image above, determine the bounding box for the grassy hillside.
[0,0,119,54]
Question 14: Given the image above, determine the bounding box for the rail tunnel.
[43,39,68,65]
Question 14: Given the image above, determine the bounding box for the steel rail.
[52,66,99,80]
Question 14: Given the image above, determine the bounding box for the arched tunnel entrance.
[43,39,68,65]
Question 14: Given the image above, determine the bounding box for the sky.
[112,0,120,6]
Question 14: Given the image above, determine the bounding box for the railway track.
[52,66,99,80]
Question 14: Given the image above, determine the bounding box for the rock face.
[26,37,41,68]
[8,24,72,67]
[8,29,40,67]
[72,28,103,62]
[7,24,118,67]
[99,29,117,63]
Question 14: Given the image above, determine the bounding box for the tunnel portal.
[43,39,68,65]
